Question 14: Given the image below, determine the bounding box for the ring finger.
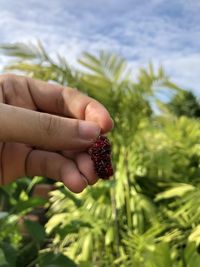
[26,150,88,193]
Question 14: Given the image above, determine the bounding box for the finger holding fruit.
[0,74,114,192]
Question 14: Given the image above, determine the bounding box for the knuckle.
[55,90,65,114]
[0,74,19,87]
[38,112,61,137]
[0,73,15,82]
[0,74,24,104]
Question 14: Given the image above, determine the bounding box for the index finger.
[28,77,114,133]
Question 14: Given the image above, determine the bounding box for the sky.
[0,0,199,95]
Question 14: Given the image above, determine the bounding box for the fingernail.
[79,121,100,141]
[110,117,114,130]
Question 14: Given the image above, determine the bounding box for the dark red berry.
[88,135,113,179]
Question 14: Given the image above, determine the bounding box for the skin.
[0,74,113,193]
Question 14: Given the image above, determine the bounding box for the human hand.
[0,74,113,192]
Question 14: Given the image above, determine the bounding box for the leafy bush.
[0,42,200,266]
[167,90,200,118]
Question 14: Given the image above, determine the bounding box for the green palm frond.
[0,41,81,87]
[0,41,47,60]
[79,51,130,83]
[1,41,200,266]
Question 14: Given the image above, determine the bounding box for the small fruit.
[88,135,113,179]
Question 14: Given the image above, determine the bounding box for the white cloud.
[0,0,199,95]
[164,54,200,94]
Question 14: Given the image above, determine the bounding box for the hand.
[0,74,113,192]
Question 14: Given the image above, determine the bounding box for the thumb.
[0,103,100,150]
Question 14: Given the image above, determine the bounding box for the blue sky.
[0,0,199,95]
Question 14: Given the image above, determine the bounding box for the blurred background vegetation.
[0,42,200,267]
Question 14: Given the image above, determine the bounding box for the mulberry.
[88,135,113,179]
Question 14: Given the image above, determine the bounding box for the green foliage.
[38,252,78,267]
[167,90,200,118]
[0,42,200,266]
